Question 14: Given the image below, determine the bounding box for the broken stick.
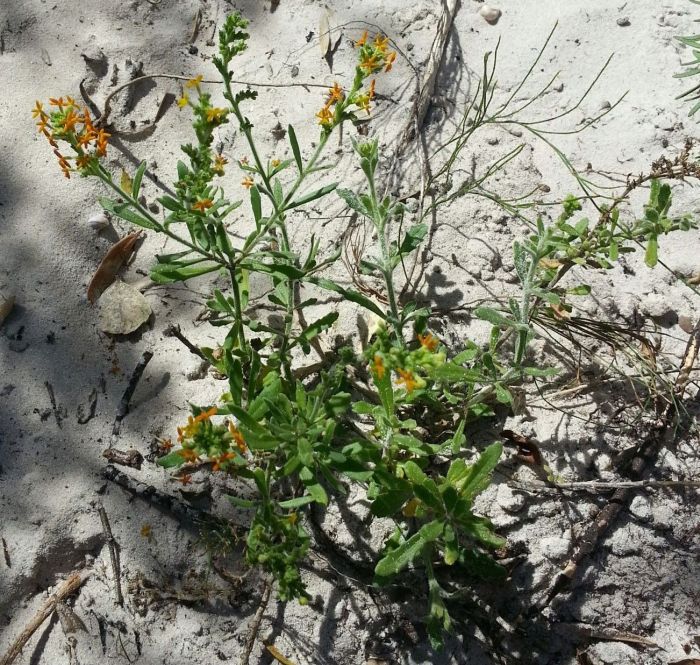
[111,350,153,447]
[0,568,91,665]
[96,502,123,606]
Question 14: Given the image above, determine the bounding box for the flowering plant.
[36,12,698,649]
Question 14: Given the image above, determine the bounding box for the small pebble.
[616,17,630,27]
[188,44,198,55]
[87,212,110,232]
[678,314,695,334]
[479,5,502,25]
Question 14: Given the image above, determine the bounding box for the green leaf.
[567,284,591,296]
[132,161,147,199]
[645,235,658,268]
[150,262,220,284]
[336,188,371,217]
[371,489,412,517]
[288,124,303,172]
[462,516,506,549]
[375,521,444,577]
[294,312,338,349]
[226,495,257,509]
[475,307,516,329]
[100,197,157,230]
[521,365,559,377]
[458,442,503,500]
[289,183,338,209]
[250,186,262,224]
[431,363,482,383]
[156,451,186,469]
[398,223,428,256]
[278,495,315,509]
[306,277,385,318]
[158,196,181,212]
[306,483,328,505]
[298,439,313,467]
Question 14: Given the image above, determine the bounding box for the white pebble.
[479,5,502,25]
[87,212,110,232]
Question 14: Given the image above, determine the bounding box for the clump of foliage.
[36,13,698,648]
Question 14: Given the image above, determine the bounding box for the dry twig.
[0,569,91,665]
[111,350,153,446]
[241,579,273,665]
[96,502,123,606]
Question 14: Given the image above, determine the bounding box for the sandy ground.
[1,1,699,664]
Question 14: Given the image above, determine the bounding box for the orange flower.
[372,354,385,380]
[177,448,199,462]
[49,97,66,109]
[95,128,110,156]
[384,51,397,72]
[396,368,418,393]
[77,130,96,149]
[270,158,281,168]
[75,154,92,170]
[212,452,235,472]
[177,94,189,108]
[360,53,380,75]
[160,438,174,452]
[185,74,203,89]
[355,30,368,48]
[192,198,214,212]
[178,474,193,485]
[241,176,255,189]
[316,104,334,126]
[61,108,80,133]
[31,101,46,119]
[177,407,217,442]
[327,82,343,105]
[368,78,376,100]
[418,333,439,352]
[82,107,95,134]
[374,35,390,53]
[228,422,248,453]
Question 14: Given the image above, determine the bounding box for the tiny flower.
[160,438,174,452]
[140,524,152,538]
[192,198,214,212]
[287,512,298,525]
[368,78,376,100]
[31,101,46,119]
[418,333,439,352]
[239,156,249,165]
[384,51,397,72]
[95,128,111,156]
[177,94,189,108]
[355,30,368,48]
[360,53,381,75]
[185,74,204,89]
[49,97,66,109]
[213,154,228,175]
[212,452,235,472]
[372,354,385,380]
[241,176,255,189]
[228,422,248,453]
[270,158,281,168]
[177,448,199,462]
[61,109,80,133]
[77,130,95,149]
[395,368,418,393]
[374,35,390,53]
[75,154,92,170]
[178,474,193,485]
[327,82,344,105]
[316,103,334,126]
[205,107,227,123]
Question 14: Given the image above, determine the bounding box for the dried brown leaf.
[87,231,141,304]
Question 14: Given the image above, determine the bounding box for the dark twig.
[44,381,63,428]
[111,350,153,447]
[241,579,273,665]
[163,325,210,364]
[2,538,10,567]
[96,502,123,606]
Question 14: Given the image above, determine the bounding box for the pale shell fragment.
[98,281,152,335]
[479,5,502,24]
[87,212,110,232]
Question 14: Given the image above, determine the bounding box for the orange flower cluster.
[395,368,418,393]
[356,32,397,74]
[418,333,439,352]
[33,98,110,179]
[177,406,218,442]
